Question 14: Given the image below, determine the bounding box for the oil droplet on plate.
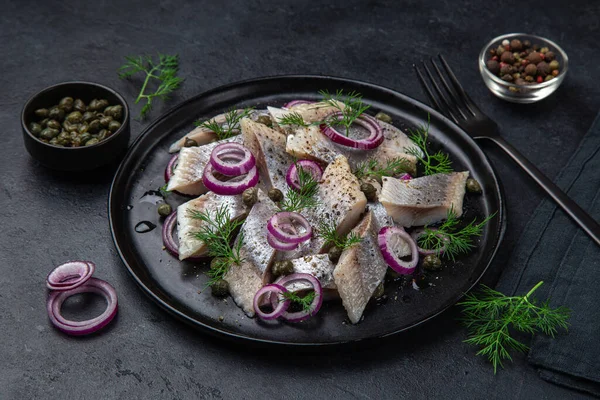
[139,190,164,205]
[135,221,157,233]
[126,205,133,211]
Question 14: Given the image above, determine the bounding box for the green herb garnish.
[158,183,171,198]
[118,53,183,119]
[460,281,570,373]
[418,208,496,261]
[195,107,254,141]
[406,115,453,175]
[188,205,245,286]
[282,290,316,312]
[316,219,361,250]
[320,89,371,136]
[353,157,411,181]
[280,163,320,212]
[277,111,310,128]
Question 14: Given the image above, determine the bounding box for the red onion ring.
[202,163,259,195]
[285,160,323,191]
[253,284,291,320]
[162,211,204,261]
[46,277,118,336]
[320,112,384,150]
[267,212,312,244]
[399,173,412,181]
[46,261,95,291]
[267,232,299,251]
[164,154,179,183]
[410,228,449,256]
[378,226,419,274]
[273,273,323,322]
[283,100,314,108]
[209,143,256,176]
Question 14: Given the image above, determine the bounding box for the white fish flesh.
[166,136,242,196]
[379,171,469,227]
[176,192,247,260]
[285,254,336,291]
[333,211,388,324]
[267,101,345,133]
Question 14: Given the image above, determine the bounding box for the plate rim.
[108,74,506,346]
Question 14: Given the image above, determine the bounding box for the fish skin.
[333,211,388,324]
[223,260,263,317]
[379,171,469,227]
[175,192,247,260]
[166,136,242,196]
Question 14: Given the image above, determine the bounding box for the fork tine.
[413,64,446,115]
[420,61,460,124]
[430,57,468,120]
[438,54,481,116]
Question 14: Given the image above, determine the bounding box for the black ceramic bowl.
[21,81,130,171]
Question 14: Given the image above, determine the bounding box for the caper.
[211,279,229,297]
[242,187,258,207]
[39,118,50,128]
[29,122,42,136]
[268,188,283,202]
[82,111,96,123]
[73,99,86,113]
[48,107,65,121]
[40,128,59,140]
[100,116,113,127]
[328,246,343,263]
[78,123,89,134]
[108,120,121,133]
[372,282,385,299]
[57,131,70,141]
[423,254,442,271]
[272,260,294,277]
[78,132,92,145]
[210,257,226,270]
[71,136,83,147]
[375,112,392,123]
[88,119,101,133]
[157,203,172,217]
[49,137,60,145]
[85,138,100,146]
[96,99,109,111]
[97,129,109,141]
[184,137,198,147]
[46,119,61,130]
[88,99,100,111]
[360,182,377,202]
[256,114,272,126]
[64,120,79,133]
[105,104,122,120]
[58,97,74,112]
[465,178,482,194]
[34,108,49,118]
[66,111,83,124]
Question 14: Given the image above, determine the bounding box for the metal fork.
[415,54,600,247]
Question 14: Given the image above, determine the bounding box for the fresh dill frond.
[187,205,245,286]
[319,89,371,136]
[158,183,171,198]
[277,112,310,127]
[282,290,316,313]
[406,115,453,175]
[118,53,183,119]
[418,208,496,261]
[316,219,362,250]
[280,163,320,212]
[353,157,411,181]
[460,281,570,374]
[195,107,254,141]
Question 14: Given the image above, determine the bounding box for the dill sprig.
[280,163,320,212]
[195,108,254,141]
[460,281,570,373]
[282,290,316,313]
[418,208,496,261]
[353,157,411,181]
[319,89,371,136]
[187,205,245,286]
[158,183,171,198]
[277,111,310,128]
[406,116,453,175]
[118,53,183,119]
[316,219,361,250]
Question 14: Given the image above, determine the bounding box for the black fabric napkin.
[496,111,600,397]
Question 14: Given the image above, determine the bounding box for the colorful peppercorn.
[536,76,543,83]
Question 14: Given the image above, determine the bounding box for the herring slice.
[285,254,336,291]
[379,171,469,227]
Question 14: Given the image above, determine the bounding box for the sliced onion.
[286,160,323,191]
[47,277,118,336]
[164,154,179,183]
[210,143,256,176]
[202,163,258,195]
[274,273,323,322]
[253,284,291,320]
[46,261,95,291]
[320,112,384,150]
[378,226,419,274]
[267,212,312,244]
[410,228,449,256]
[399,173,412,181]
[267,232,299,251]
[283,100,314,108]
[162,211,204,260]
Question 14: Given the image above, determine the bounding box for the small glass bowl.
[479,33,568,103]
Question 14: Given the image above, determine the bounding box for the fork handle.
[484,136,600,247]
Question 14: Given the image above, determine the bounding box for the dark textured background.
[2,0,599,398]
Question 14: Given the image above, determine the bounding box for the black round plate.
[109,75,505,345]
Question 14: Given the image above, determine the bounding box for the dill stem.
[136,66,158,104]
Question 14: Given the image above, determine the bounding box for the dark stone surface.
[1,0,598,398]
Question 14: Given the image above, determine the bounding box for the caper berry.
[45,119,60,130]
[242,187,258,207]
[372,282,385,299]
[423,254,442,271]
[328,246,343,263]
[82,111,96,123]
[34,108,49,118]
[85,138,100,146]
[66,111,83,124]
[256,114,272,126]
[99,116,113,127]
[272,260,294,277]
[211,279,229,297]
[157,203,172,217]
[88,119,101,133]
[108,120,121,133]
[29,122,42,136]
[58,97,74,112]
[40,128,59,140]
[360,182,377,202]
[73,99,86,113]
[375,112,392,123]
[466,178,482,194]
[268,188,283,202]
[184,137,198,147]
[48,107,65,121]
